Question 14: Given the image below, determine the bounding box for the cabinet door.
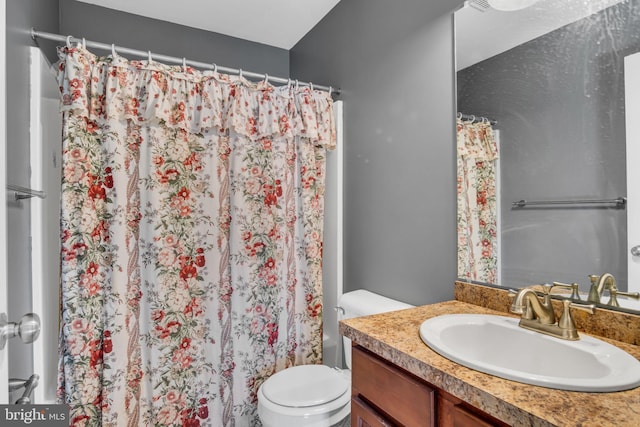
[352,346,435,426]
[438,391,509,427]
[450,405,495,427]
[351,396,394,427]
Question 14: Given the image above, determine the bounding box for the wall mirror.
[454,0,640,312]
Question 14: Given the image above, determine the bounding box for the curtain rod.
[457,112,497,126]
[31,28,340,95]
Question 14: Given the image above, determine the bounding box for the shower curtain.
[56,45,335,427]
[457,119,498,284]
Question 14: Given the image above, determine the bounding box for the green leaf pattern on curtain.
[456,119,498,284]
[56,46,335,427]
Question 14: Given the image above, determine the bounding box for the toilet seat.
[257,291,414,427]
[257,365,351,427]
[261,365,349,407]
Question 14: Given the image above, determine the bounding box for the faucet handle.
[539,284,554,295]
[568,301,596,314]
[558,300,596,340]
[588,275,602,303]
[551,282,581,300]
[607,288,640,308]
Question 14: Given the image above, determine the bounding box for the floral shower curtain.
[456,119,498,284]
[56,45,335,427]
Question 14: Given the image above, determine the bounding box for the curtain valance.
[57,46,336,148]
[456,119,498,162]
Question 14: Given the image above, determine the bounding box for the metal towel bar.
[512,197,626,208]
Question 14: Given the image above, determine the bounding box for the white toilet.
[257,289,413,427]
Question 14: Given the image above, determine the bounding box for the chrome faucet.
[510,284,595,340]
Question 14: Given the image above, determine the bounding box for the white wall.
[29,46,61,403]
[6,0,59,398]
[0,0,9,404]
[322,101,343,368]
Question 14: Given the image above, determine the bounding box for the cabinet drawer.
[450,405,495,427]
[438,391,509,427]
[352,346,435,426]
[351,396,394,427]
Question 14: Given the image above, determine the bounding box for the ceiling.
[74,0,625,63]
[73,0,342,50]
[456,0,625,70]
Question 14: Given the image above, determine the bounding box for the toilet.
[257,289,413,427]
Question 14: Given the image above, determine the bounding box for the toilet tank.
[338,290,414,369]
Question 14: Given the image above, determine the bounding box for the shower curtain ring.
[212,63,217,73]
[310,82,314,91]
[81,37,86,49]
[182,57,187,72]
[470,115,476,123]
[111,43,116,56]
[264,73,269,84]
[66,35,73,47]
[295,79,299,90]
[239,69,244,79]
[457,112,462,120]
[328,86,333,94]
[287,78,292,88]
[148,51,153,62]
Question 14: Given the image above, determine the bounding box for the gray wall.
[457,0,640,290]
[59,0,289,77]
[291,0,462,305]
[6,0,59,395]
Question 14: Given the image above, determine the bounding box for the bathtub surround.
[5,0,60,401]
[56,46,336,425]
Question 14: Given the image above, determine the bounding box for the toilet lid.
[262,365,349,408]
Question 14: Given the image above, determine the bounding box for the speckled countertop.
[339,300,640,427]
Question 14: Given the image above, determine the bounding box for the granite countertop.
[339,300,640,427]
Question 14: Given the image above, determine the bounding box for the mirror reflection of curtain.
[457,119,498,283]
[56,45,335,426]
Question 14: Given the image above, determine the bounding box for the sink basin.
[419,314,640,392]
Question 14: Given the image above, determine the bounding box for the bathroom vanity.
[340,282,640,427]
[351,345,507,426]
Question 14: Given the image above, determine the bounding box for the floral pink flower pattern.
[57,45,335,426]
[456,119,499,284]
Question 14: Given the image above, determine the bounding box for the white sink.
[419,314,640,392]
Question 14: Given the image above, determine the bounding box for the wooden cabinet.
[351,396,394,427]
[352,345,435,425]
[437,391,503,427]
[351,346,508,427]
